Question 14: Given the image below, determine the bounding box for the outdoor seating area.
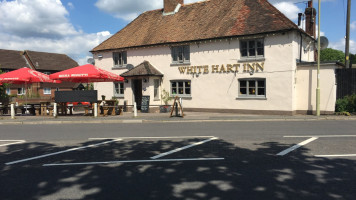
[0,64,124,119]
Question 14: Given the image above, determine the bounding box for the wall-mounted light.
[124,79,129,83]
[98,54,103,59]
[249,70,254,76]
[143,78,148,83]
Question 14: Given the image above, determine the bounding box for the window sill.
[236,97,267,100]
[171,96,192,100]
[170,62,191,67]
[113,95,124,98]
[112,65,127,70]
[154,98,160,101]
[238,57,265,62]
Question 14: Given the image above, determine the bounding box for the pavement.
[1,110,356,125]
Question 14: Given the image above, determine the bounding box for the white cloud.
[95,0,202,21]
[330,38,356,54]
[0,0,111,65]
[273,2,301,21]
[68,2,74,10]
[0,0,78,38]
[351,21,356,31]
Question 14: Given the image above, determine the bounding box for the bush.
[335,94,356,113]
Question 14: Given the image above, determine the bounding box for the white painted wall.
[93,31,327,113]
[296,65,337,113]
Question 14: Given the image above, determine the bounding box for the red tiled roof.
[92,0,300,52]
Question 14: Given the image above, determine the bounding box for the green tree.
[320,48,345,63]
[0,70,9,103]
[350,53,356,65]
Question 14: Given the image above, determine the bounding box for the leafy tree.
[320,48,345,63]
[0,69,9,103]
[350,53,356,65]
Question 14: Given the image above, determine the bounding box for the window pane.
[257,40,263,48]
[178,47,184,62]
[183,45,190,61]
[172,47,178,62]
[185,81,190,88]
[249,48,256,56]
[123,51,127,65]
[240,80,247,87]
[172,88,177,95]
[241,41,247,49]
[172,82,177,87]
[178,88,184,94]
[240,88,247,95]
[185,88,191,95]
[257,48,264,56]
[118,53,122,65]
[249,88,256,95]
[113,53,118,65]
[258,81,265,87]
[258,88,265,95]
[249,80,255,87]
[178,82,183,87]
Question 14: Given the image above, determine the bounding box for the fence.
[336,68,356,99]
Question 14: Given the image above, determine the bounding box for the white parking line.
[43,158,225,167]
[277,137,318,156]
[89,136,216,140]
[5,139,122,165]
[284,135,356,138]
[315,154,356,158]
[151,137,218,159]
[0,140,26,147]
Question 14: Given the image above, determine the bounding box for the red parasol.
[0,68,61,84]
[49,64,124,83]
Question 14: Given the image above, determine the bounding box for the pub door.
[132,79,142,110]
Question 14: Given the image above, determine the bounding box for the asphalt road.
[1,120,356,200]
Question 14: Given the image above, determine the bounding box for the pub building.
[91,0,342,115]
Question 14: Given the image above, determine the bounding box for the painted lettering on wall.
[178,62,264,74]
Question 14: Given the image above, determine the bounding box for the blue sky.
[0,0,355,65]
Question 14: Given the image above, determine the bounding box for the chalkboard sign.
[141,96,150,113]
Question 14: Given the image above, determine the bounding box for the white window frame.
[171,45,190,64]
[240,39,264,59]
[6,88,11,95]
[17,88,26,95]
[44,87,51,95]
[154,79,160,100]
[113,82,124,98]
[113,51,127,68]
[238,79,266,99]
[171,80,191,97]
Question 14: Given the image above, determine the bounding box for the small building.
[91,0,343,115]
[0,49,78,101]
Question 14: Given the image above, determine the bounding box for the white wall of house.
[296,65,338,113]
[92,31,334,114]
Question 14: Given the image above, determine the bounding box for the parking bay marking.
[277,137,318,156]
[151,137,219,159]
[315,154,356,158]
[5,139,123,165]
[0,140,26,147]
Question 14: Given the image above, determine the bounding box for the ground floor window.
[154,79,160,100]
[114,82,124,97]
[171,80,191,97]
[239,79,266,98]
[44,88,51,95]
[17,88,26,95]
[6,88,11,95]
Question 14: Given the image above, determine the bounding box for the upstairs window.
[154,79,160,100]
[171,45,190,64]
[113,51,127,67]
[6,88,11,95]
[240,39,264,59]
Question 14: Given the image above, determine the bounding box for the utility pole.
[345,0,351,68]
[316,0,321,116]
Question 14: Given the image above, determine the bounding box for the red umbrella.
[0,68,61,84]
[49,64,124,83]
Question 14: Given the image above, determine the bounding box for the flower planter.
[159,105,172,113]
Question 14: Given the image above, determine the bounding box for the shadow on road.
[1,139,356,200]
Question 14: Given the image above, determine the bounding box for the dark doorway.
[132,79,142,110]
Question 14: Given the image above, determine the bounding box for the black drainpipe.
[299,32,303,63]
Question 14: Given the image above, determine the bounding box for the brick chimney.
[164,0,183,14]
[305,1,316,38]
